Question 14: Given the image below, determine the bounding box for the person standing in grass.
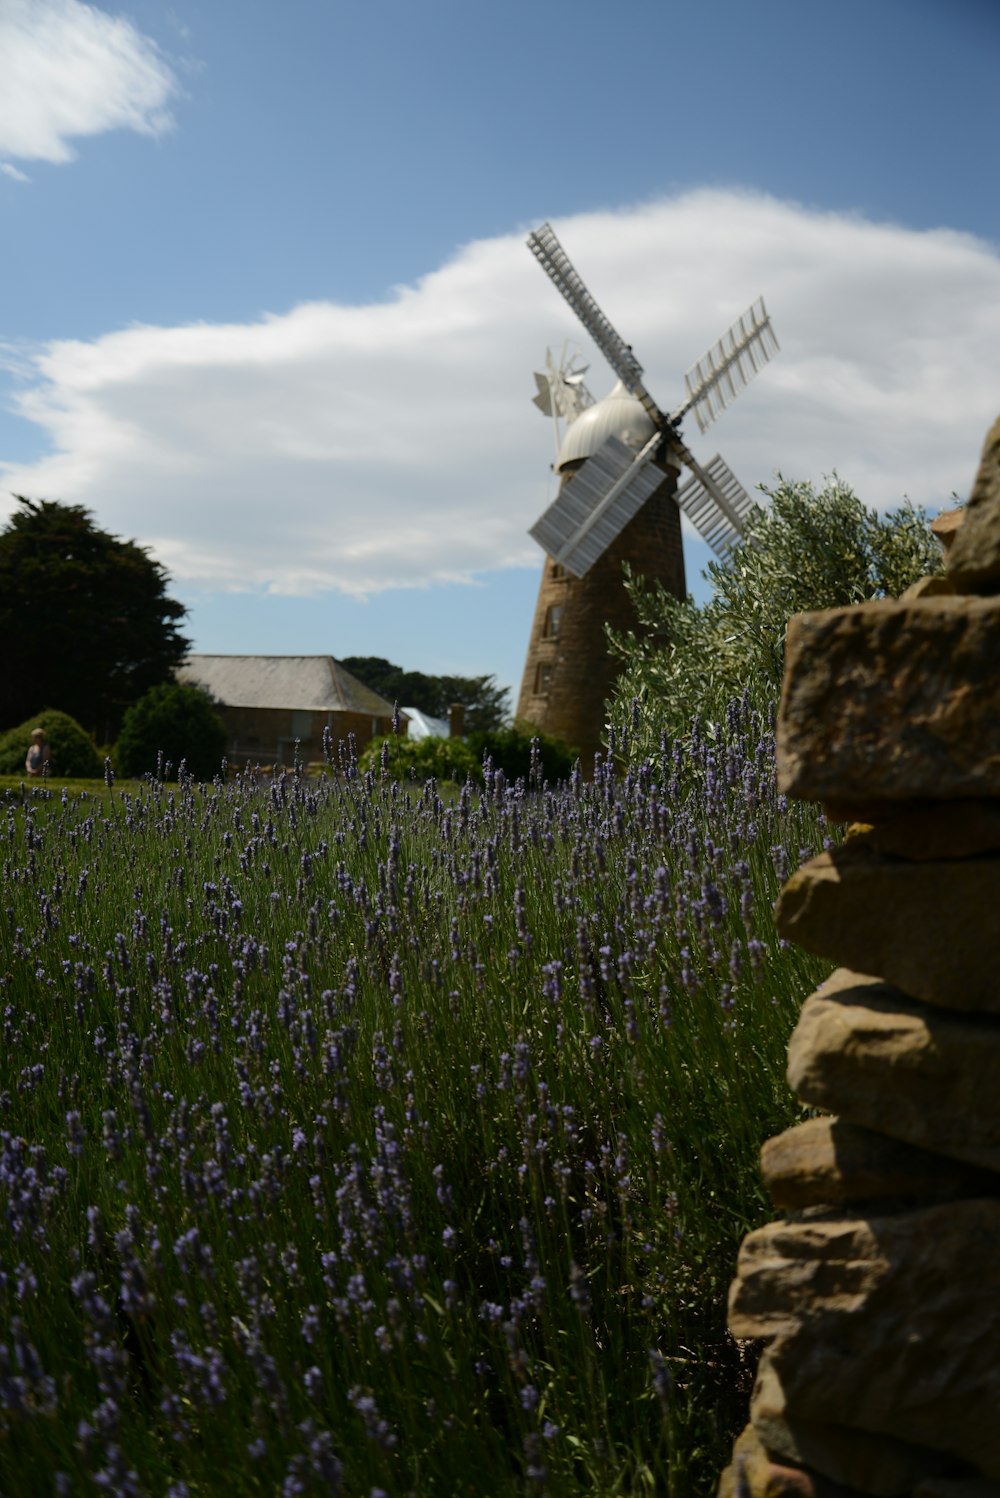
[25,726,50,776]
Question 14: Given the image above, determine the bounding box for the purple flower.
[301,1305,321,1345]
[348,1386,397,1451]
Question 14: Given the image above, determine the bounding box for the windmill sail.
[526,221,778,564]
[674,298,779,434]
[675,454,754,556]
[529,434,663,578]
[527,224,651,406]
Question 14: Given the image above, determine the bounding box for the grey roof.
[177,656,399,717]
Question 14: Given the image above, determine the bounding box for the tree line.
[340,657,510,733]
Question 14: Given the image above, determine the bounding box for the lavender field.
[0,703,831,1496]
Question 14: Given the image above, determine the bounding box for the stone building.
[176,655,400,768]
[516,382,686,769]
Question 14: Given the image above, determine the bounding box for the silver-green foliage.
[608,477,945,752]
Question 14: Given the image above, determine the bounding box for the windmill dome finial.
[555,381,677,473]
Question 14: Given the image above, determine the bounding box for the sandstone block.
[776,595,1000,806]
[752,1355,962,1496]
[785,971,1000,1170]
[718,1422,869,1498]
[760,1115,996,1211]
[915,1481,1000,1497]
[773,848,1000,1012]
[844,800,1000,860]
[947,414,1000,593]
[822,799,920,825]
[899,573,955,600]
[728,1199,1000,1475]
[930,507,965,554]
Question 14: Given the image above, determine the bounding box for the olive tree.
[607,477,946,753]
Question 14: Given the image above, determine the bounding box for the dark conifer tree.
[0,497,189,738]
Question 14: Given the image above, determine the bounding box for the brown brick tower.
[516,386,686,768]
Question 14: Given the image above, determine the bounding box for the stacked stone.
[718,415,1000,1498]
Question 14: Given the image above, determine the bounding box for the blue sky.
[1,0,998,705]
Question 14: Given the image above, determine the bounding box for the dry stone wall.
[717,414,1000,1498]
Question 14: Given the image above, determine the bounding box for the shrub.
[359,732,480,784]
[116,681,227,781]
[0,708,103,778]
[467,724,577,784]
[360,726,578,786]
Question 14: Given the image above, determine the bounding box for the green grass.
[0,775,149,804]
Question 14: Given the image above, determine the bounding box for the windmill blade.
[675,452,755,557]
[531,370,555,416]
[527,223,662,423]
[672,298,779,435]
[529,433,663,578]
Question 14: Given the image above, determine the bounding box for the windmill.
[516,221,779,767]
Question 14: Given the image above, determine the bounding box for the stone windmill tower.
[516,223,779,767]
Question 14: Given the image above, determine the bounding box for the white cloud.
[0,0,177,166]
[0,162,30,183]
[2,190,998,597]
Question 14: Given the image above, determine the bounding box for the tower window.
[549,563,566,581]
[543,604,562,640]
[534,662,553,696]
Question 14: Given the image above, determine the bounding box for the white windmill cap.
[555,381,678,473]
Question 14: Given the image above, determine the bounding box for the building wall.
[219,706,400,768]
[516,462,686,770]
